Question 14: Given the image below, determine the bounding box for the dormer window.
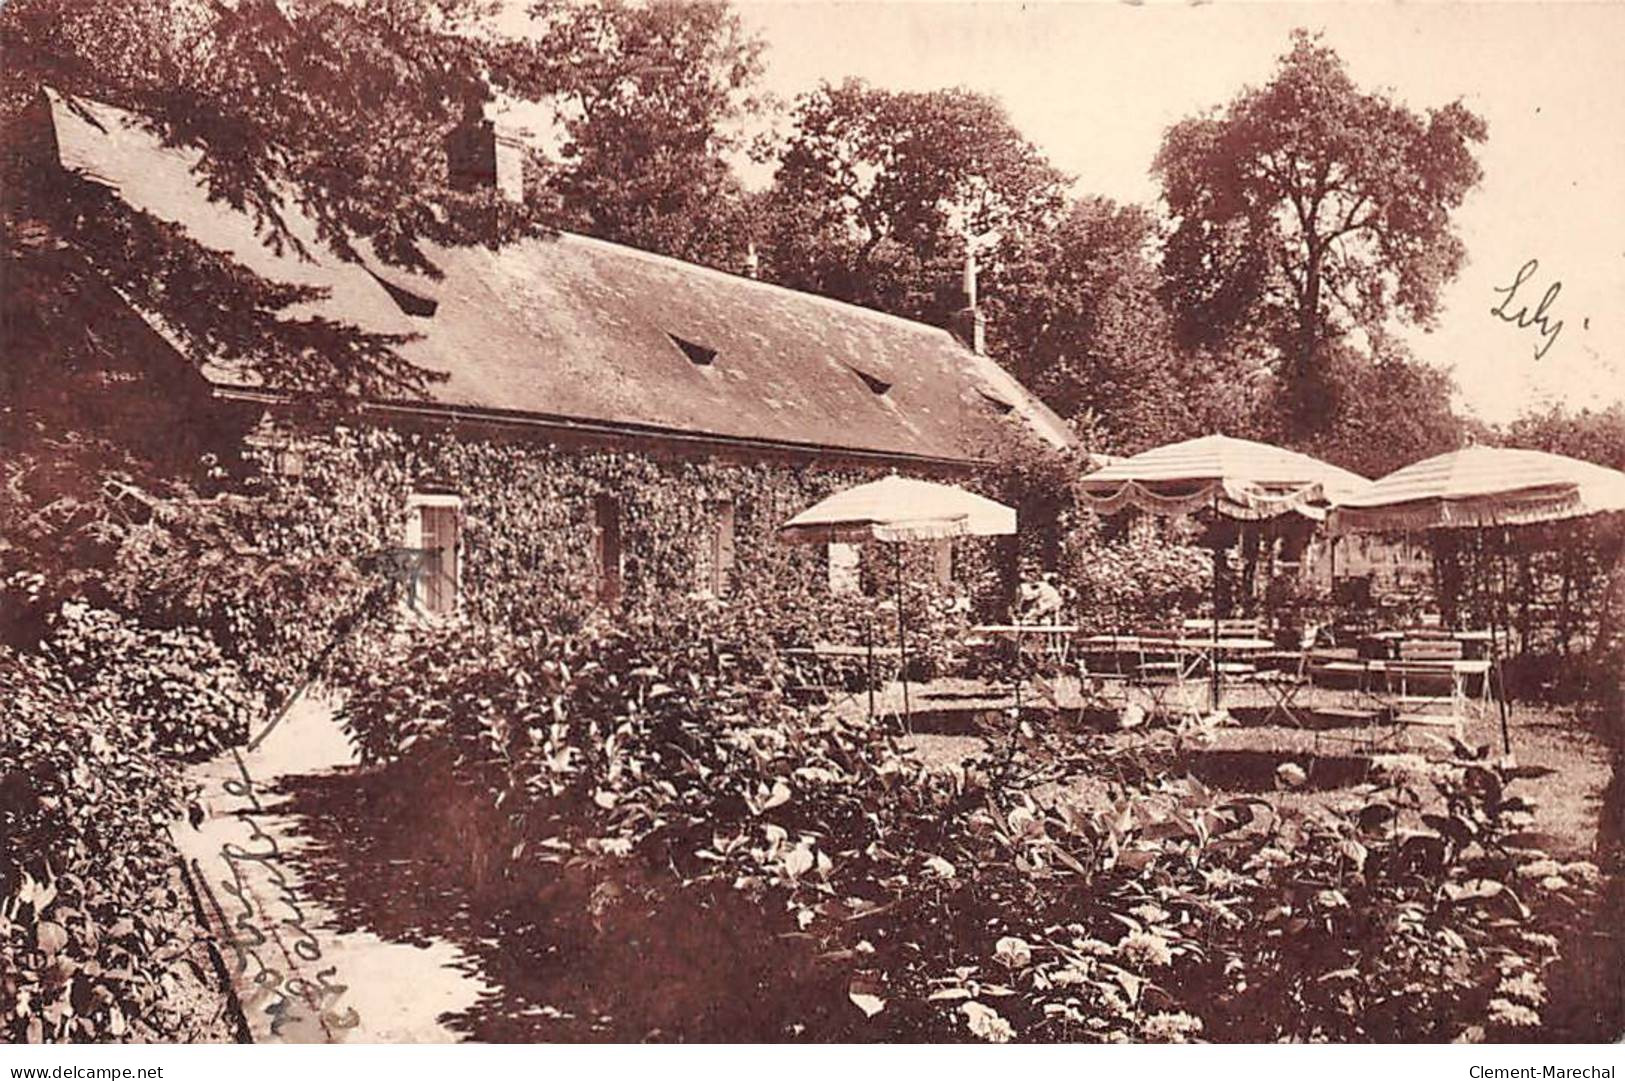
[977,389,1015,415]
[669,334,717,366]
[848,365,892,396]
[368,268,438,318]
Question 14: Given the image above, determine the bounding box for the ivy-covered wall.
[245,416,1007,647]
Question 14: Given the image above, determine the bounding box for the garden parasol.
[1328,444,1625,752]
[1078,434,1368,707]
[778,475,1018,721]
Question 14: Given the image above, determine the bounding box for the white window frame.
[403,492,463,621]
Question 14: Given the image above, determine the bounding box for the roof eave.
[212,384,994,471]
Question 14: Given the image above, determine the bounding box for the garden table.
[969,624,1084,710]
[781,641,903,719]
[1176,636,1276,712]
[1363,657,1494,709]
[1074,635,1274,716]
[1364,629,1496,660]
[969,624,1082,661]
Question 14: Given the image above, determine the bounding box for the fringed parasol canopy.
[1327,445,1625,534]
[777,475,1017,545]
[1077,434,1368,521]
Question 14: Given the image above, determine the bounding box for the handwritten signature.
[206,757,361,1038]
[1490,258,1566,361]
[194,547,431,1039]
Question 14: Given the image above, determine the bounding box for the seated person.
[1017,570,1064,624]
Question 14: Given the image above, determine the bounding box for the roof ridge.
[550,231,965,343]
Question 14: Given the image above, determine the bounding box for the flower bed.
[338,600,1599,1042]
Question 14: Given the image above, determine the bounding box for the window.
[366,268,438,318]
[977,388,1015,415]
[696,500,736,597]
[594,494,623,606]
[828,541,861,595]
[405,493,461,616]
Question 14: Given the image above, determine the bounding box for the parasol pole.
[865,616,876,720]
[893,542,911,728]
[1491,519,1514,755]
[1476,515,1512,755]
[1210,489,1221,713]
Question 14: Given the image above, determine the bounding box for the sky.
[505,1,1625,425]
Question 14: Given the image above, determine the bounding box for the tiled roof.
[45,91,1075,463]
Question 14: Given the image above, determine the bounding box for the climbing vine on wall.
[226,418,1008,692]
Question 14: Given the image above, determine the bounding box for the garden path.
[171,689,494,1042]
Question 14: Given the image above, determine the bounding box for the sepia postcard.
[1,0,1622,1067]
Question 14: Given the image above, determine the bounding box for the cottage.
[31,91,1073,623]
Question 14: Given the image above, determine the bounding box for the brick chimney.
[949,242,987,354]
[445,104,525,203]
[445,108,496,193]
[493,132,525,203]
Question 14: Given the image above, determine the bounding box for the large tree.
[1293,336,1464,478]
[993,197,1261,452]
[489,0,764,270]
[1153,30,1486,436]
[1,0,547,403]
[0,0,554,628]
[759,79,1068,328]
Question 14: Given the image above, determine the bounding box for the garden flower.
[1516,858,1563,879]
[961,1001,1016,1043]
[1120,930,1173,968]
[1141,1011,1204,1043]
[1275,762,1308,789]
[1250,847,1293,869]
[1128,902,1170,924]
[1074,937,1115,957]
[1487,997,1541,1028]
[1521,931,1560,952]
[1496,971,1546,1005]
[590,836,633,857]
[1007,806,1042,839]
[1562,860,1602,886]
[994,935,1033,968]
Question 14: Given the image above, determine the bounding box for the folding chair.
[1250,624,1317,728]
[1380,638,1468,741]
[1076,633,1134,715]
[1130,628,1206,724]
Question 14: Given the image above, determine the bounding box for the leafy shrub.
[0,650,232,1043]
[41,602,251,761]
[1065,537,1213,632]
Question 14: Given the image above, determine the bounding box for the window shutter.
[933,539,953,586]
[595,494,623,606]
[419,504,460,615]
[828,542,861,595]
[712,501,736,596]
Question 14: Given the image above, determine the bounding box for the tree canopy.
[1153,29,1486,436]
[490,0,764,270]
[0,0,551,404]
[758,79,1068,328]
[991,197,1260,452]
